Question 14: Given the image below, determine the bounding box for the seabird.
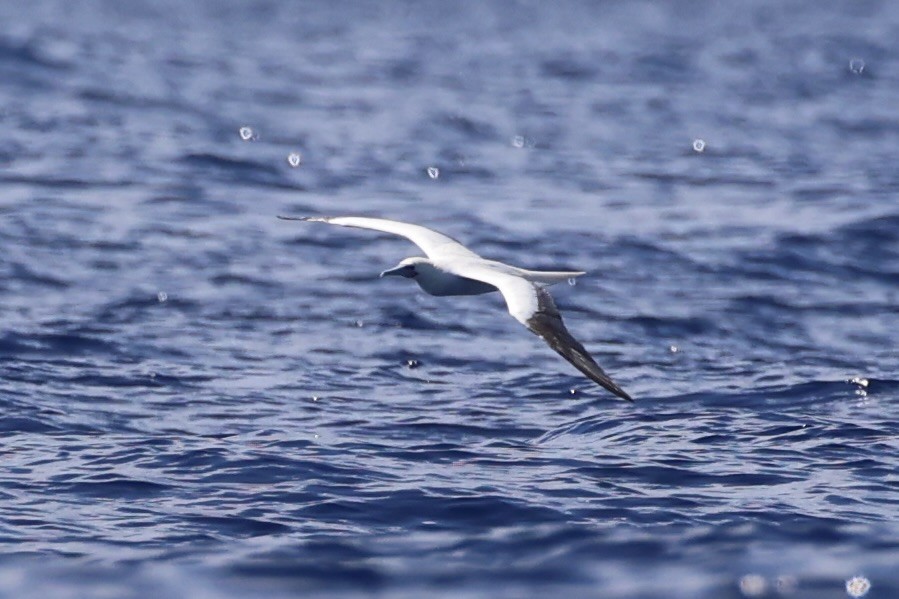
[278,215,633,401]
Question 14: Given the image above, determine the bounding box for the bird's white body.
[278,215,632,401]
[409,260,496,296]
[397,257,582,297]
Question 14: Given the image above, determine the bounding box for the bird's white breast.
[415,264,496,296]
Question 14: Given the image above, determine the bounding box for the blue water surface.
[1,1,898,597]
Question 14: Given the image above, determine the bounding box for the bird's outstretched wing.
[446,263,633,401]
[278,215,482,260]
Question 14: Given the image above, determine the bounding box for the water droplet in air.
[846,576,871,598]
[567,277,577,286]
[287,152,302,167]
[669,345,678,353]
[239,126,256,141]
[157,291,168,303]
[738,574,767,597]
[427,166,440,179]
[692,139,706,153]
[849,58,865,75]
[511,135,525,148]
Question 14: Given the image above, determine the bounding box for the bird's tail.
[519,269,586,286]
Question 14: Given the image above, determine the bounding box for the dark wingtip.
[596,378,634,403]
[278,215,331,223]
[525,310,634,404]
[606,381,634,402]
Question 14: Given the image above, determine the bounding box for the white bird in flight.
[278,215,633,401]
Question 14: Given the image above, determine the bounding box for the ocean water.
[1,1,898,597]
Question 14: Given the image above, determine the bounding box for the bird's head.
[379,257,429,279]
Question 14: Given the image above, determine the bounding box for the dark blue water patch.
[428,159,496,182]
[8,263,71,289]
[302,489,569,531]
[540,52,601,81]
[149,447,229,474]
[178,152,300,189]
[375,306,471,332]
[225,539,387,590]
[743,514,865,546]
[681,380,854,409]
[0,39,70,93]
[471,235,537,259]
[840,212,899,237]
[74,86,199,118]
[0,140,25,165]
[862,377,899,397]
[0,335,40,358]
[633,43,699,84]
[378,443,480,465]
[58,477,173,500]
[617,465,798,489]
[65,372,174,389]
[433,112,499,141]
[197,456,380,487]
[210,273,281,289]
[94,295,201,326]
[184,515,291,538]
[625,315,718,338]
[630,170,777,188]
[826,113,899,136]
[133,223,214,241]
[0,37,69,70]
[615,236,709,268]
[724,295,815,338]
[0,415,61,434]
[0,331,120,357]
[1,173,133,189]
[143,183,209,205]
[282,230,379,253]
[416,527,600,585]
[754,217,899,282]
[376,420,539,445]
